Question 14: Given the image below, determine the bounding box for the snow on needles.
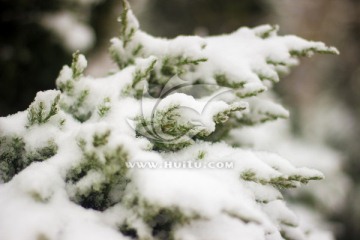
[0,1,339,240]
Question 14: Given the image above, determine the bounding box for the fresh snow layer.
[0,4,338,240]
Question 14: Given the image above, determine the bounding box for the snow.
[175,214,265,240]
[56,66,73,86]
[0,185,126,240]
[139,92,243,131]
[0,2,339,240]
[229,119,350,212]
[0,111,27,136]
[113,19,337,99]
[77,54,88,71]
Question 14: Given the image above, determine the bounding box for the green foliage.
[0,136,57,182]
[71,51,86,80]
[215,74,245,89]
[26,140,58,163]
[197,150,206,160]
[63,89,91,122]
[0,136,26,182]
[145,208,186,240]
[214,103,247,124]
[119,196,202,240]
[92,130,111,147]
[56,52,91,122]
[135,105,203,151]
[136,101,249,151]
[133,59,157,88]
[66,131,130,211]
[123,58,158,98]
[240,169,324,189]
[120,0,135,49]
[255,25,279,39]
[110,0,140,69]
[97,97,111,118]
[201,104,249,142]
[214,74,266,98]
[289,47,338,57]
[0,1,337,239]
[160,56,207,78]
[27,93,60,127]
[142,205,199,240]
[119,221,138,239]
[57,80,74,95]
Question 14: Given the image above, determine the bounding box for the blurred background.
[0,0,359,239]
